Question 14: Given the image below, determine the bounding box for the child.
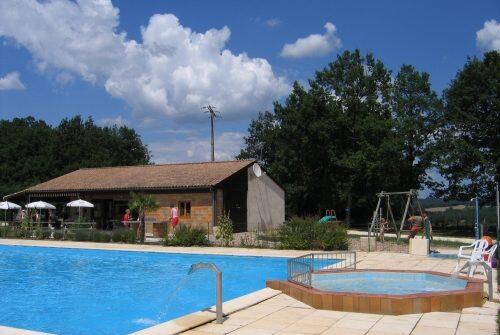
[170,204,179,229]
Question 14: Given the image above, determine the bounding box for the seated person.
[408,215,423,238]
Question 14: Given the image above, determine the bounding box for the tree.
[0,115,151,198]
[237,111,278,167]
[312,50,400,224]
[430,51,499,201]
[128,192,160,243]
[0,117,55,197]
[391,65,442,190]
[53,116,150,176]
[240,50,410,223]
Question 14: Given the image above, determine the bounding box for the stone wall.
[146,192,215,235]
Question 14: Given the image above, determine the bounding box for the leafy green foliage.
[278,217,348,250]
[52,230,63,240]
[90,230,112,243]
[215,212,234,246]
[129,192,160,243]
[392,65,442,189]
[0,115,150,198]
[165,224,208,246]
[239,50,440,223]
[429,51,499,201]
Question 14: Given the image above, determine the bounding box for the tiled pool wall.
[267,270,484,315]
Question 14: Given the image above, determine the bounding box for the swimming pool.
[267,269,482,315]
[0,245,287,335]
[312,271,467,295]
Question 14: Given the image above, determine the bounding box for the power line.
[202,105,221,162]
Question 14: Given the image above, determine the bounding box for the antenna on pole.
[202,105,221,162]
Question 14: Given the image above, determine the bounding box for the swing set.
[369,189,423,241]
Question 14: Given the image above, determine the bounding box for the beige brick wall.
[146,192,214,234]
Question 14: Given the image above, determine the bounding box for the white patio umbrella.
[26,201,56,225]
[66,199,94,220]
[0,201,21,210]
[0,201,21,222]
[26,201,56,210]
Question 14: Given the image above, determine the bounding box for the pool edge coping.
[129,288,282,335]
[0,239,310,258]
[0,325,55,335]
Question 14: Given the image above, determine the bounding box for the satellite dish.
[252,163,262,178]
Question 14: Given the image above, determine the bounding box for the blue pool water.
[312,271,467,295]
[0,245,286,335]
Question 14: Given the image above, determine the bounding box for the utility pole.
[471,196,480,240]
[202,105,221,162]
[496,182,499,258]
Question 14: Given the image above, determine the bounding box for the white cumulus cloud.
[0,72,25,90]
[97,116,129,127]
[265,18,281,28]
[280,22,341,58]
[476,19,500,51]
[0,0,289,121]
[149,131,245,163]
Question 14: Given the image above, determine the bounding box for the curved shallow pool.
[0,245,286,335]
[312,271,467,295]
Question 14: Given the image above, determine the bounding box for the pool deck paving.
[184,252,499,335]
[181,293,499,335]
[0,239,498,335]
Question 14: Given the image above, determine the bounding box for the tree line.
[0,116,150,198]
[238,50,499,224]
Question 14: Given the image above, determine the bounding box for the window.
[178,201,191,217]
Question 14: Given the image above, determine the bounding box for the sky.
[0,0,499,166]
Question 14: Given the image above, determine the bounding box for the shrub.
[91,230,111,243]
[166,224,208,246]
[34,228,50,240]
[15,228,28,239]
[110,229,136,244]
[215,212,234,247]
[279,217,348,250]
[279,217,316,250]
[121,229,136,244]
[111,230,124,243]
[52,230,63,240]
[316,223,348,250]
[72,229,91,241]
[0,227,11,238]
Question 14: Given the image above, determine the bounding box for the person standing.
[422,211,432,240]
[122,209,131,229]
[170,203,179,230]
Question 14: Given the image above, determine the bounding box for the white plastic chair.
[454,239,489,275]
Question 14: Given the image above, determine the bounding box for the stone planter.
[409,238,429,255]
[360,237,376,251]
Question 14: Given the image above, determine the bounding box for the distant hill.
[419,198,467,208]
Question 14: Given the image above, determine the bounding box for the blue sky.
[0,0,499,167]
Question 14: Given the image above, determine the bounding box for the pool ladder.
[188,262,224,323]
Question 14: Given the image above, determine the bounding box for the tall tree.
[0,116,151,198]
[391,65,442,190]
[313,50,398,224]
[430,51,499,201]
[240,50,408,223]
[0,117,55,197]
[237,111,278,167]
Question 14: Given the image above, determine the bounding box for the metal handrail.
[188,262,223,324]
[287,251,357,287]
